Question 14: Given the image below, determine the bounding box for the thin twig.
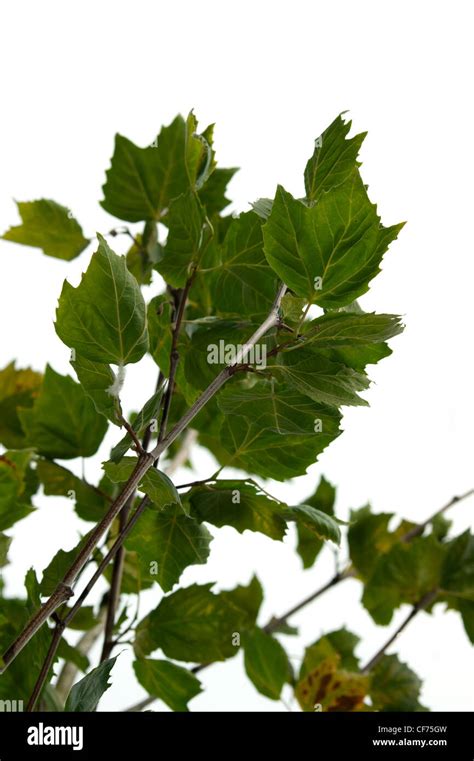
[360,589,439,674]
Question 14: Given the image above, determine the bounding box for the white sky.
[0,0,473,711]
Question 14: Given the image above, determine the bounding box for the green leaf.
[65,656,117,711]
[300,628,360,677]
[283,504,341,545]
[295,654,369,712]
[55,235,148,365]
[154,191,206,288]
[271,348,370,407]
[147,295,173,376]
[217,382,341,480]
[362,535,444,625]
[211,211,278,317]
[134,580,259,662]
[348,507,395,580]
[110,389,163,463]
[36,459,110,522]
[125,503,212,592]
[296,476,336,568]
[199,167,237,215]
[304,114,366,202]
[19,365,107,459]
[101,115,203,222]
[242,627,290,700]
[0,363,43,449]
[369,654,425,712]
[263,176,403,308]
[2,199,89,260]
[133,658,202,712]
[71,354,122,424]
[0,450,35,531]
[441,531,474,600]
[188,480,287,540]
[103,457,182,511]
[301,312,404,348]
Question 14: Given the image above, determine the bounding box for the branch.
[124,487,473,711]
[360,589,439,674]
[0,282,287,675]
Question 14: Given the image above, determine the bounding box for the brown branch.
[361,589,439,674]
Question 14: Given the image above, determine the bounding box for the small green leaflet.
[125,504,212,591]
[300,312,404,348]
[2,199,89,260]
[270,349,371,407]
[133,659,202,712]
[283,503,341,546]
[65,656,118,711]
[18,365,107,460]
[296,476,336,569]
[188,480,287,540]
[370,654,425,711]
[243,627,290,700]
[103,457,182,511]
[55,235,148,365]
[304,114,366,202]
[263,174,404,308]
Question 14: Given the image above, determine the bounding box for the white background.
[0,0,473,711]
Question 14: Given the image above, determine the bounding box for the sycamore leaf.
[199,167,237,215]
[154,191,206,288]
[263,175,403,308]
[295,654,369,712]
[0,363,43,449]
[441,531,474,600]
[65,657,117,711]
[0,450,36,531]
[2,199,89,260]
[134,580,260,662]
[216,382,341,480]
[300,312,404,348]
[125,504,212,592]
[101,115,206,222]
[300,628,360,677]
[283,504,341,545]
[110,389,163,463]
[18,365,107,459]
[296,476,336,569]
[304,114,366,202]
[103,457,182,511]
[271,348,370,407]
[36,459,111,522]
[369,654,425,712]
[133,658,202,712]
[362,535,444,625]
[242,627,290,700]
[348,506,396,580]
[188,480,287,540]
[55,235,148,365]
[211,211,278,317]
[71,354,122,424]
